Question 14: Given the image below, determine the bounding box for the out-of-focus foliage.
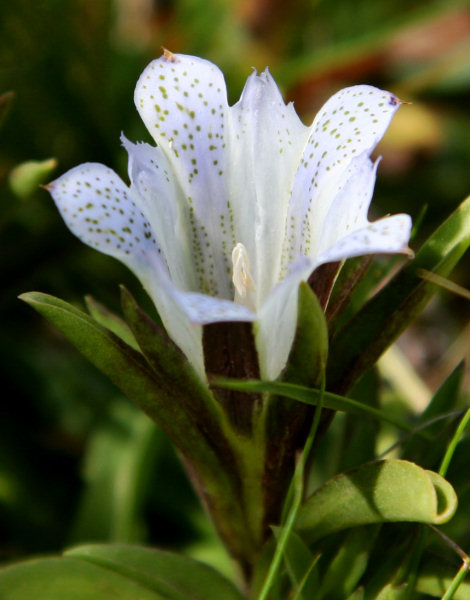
[0,0,469,580]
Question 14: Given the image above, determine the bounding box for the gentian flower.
[49,51,411,381]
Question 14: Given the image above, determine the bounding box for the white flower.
[48,51,412,381]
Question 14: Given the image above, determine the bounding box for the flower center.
[232,243,256,311]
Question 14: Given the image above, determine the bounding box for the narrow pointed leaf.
[120,285,224,429]
[282,282,328,386]
[19,292,258,567]
[316,527,379,600]
[19,292,204,446]
[418,269,470,301]
[213,379,415,433]
[347,589,365,600]
[327,195,470,393]
[19,292,220,466]
[19,292,164,413]
[295,460,457,544]
[84,295,139,350]
[271,527,319,599]
[373,583,408,600]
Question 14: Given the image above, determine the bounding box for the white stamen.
[232,243,255,308]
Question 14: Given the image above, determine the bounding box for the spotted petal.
[48,163,161,276]
[135,53,234,299]
[48,163,207,379]
[49,54,412,383]
[318,214,412,265]
[284,85,402,266]
[122,136,195,291]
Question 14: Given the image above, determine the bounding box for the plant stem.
[256,378,325,600]
[441,558,470,600]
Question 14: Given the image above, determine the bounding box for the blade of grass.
[440,559,470,600]
[418,269,470,302]
[439,409,470,478]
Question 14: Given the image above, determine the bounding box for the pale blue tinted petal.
[229,70,309,306]
[284,85,401,265]
[317,214,413,264]
[144,266,207,380]
[122,136,196,292]
[316,153,378,255]
[48,163,161,276]
[48,162,206,379]
[256,257,314,380]
[135,52,234,299]
[169,290,256,324]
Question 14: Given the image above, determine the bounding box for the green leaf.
[19,292,220,468]
[0,545,245,600]
[326,255,373,331]
[0,557,167,600]
[84,295,139,350]
[213,379,415,434]
[418,269,470,302]
[316,527,379,600]
[19,292,182,423]
[282,281,328,386]
[271,527,319,599]
[19,293,207,450]
[19,292,259,568]
[260,282,330,545]
[373,583,408,600]
[327,195,470,393]
[347,589,365,600]
[295,460,457,545]
[65,544,245,600]
[119,286,226,438]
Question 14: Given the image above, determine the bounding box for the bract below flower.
[49,51,412,380]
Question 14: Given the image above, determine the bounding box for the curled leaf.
[296,460,457,544]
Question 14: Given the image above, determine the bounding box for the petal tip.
[161,47,177,62]
[402,244,415,258]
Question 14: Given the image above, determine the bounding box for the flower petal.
[229,69,309,306]
[256,256,314,380]
[122,136,196,292]
[317,214,413,264]
[284,85,401,265]
[315,152,378,254]
[48,163,161,277]
[48,162,207,379]
[169,290,256,325]
[134,52,234,299]
[145,269,207,380]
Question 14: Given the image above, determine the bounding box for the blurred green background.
[1,0,470,570]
